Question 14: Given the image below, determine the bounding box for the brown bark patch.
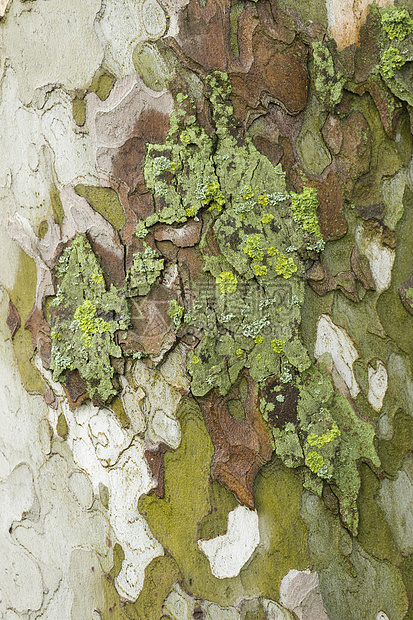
[200,372,272,509]
[6,299,21,339]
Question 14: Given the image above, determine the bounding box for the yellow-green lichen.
[261,213,274,224]
[381,47,406,80]
[271,339,284,354]
[290,187,322,240]
[275,254,297,279]
[216,271,238,294]
[243,235,265,261]
[307,421,340,448]
[381,7,413,41]
[305,451,325,473]
[167,299,184,329]
[73,299,111,347]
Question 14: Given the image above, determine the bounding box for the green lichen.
[271,364,380,534]
[125,243,164,296]
[305,451,325,473]
[381,47,406,79]
[216,271,238,294]
[142,72,321,405]
[73,299,111,347]
[50,235,130,402]
[381,7,413,41]
[167,299,184,329]
[271,339,284,354]
[275,253,297,279]
[307,421,340,448]
[290,187,322,240]
[312,41,345,109]
[244,235,265,261]
[139,71,378,531]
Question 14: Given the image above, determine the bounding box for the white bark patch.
[0,0,103,104]
[368,361,388,412]
[279,569,329,620]
[198,506,259,579]
[356,225,395,294]
[314,314,360,398]
[0,0,10,18]
[88,407,134,467]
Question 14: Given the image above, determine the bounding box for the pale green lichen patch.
[125,243,164,296]
[50,235,130,402]
[139,71,379,533]
[312,41,345,109]
[271,364,380,534]
[141,72,321,400]
[216,271,238,294]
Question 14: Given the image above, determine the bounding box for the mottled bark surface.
[2,0,413,618]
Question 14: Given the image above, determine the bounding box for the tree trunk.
[1,0,413,618]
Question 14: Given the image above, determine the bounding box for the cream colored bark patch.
[368,361,388,412]
[0,0,103,104]
[315,314,360,398]
[279,569,329,620]
[326,0,393,51]
[356,224,395,294]
[0,0,9,19]
[198,506,259,579]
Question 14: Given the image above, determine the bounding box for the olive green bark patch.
[111,397,130,428]
[9,250,46,394]
[133,42,169,91]
[56,413,69,439]
[123,556,181,620]
[74,185,126,230]
[378,409,413,477]
[357,463,401,564]
[89,68,116,101]
[72,95,86,126]
[301,491,408,620]
[50,183,65,226]
[139,398,309,606]
[377,186,413,360]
